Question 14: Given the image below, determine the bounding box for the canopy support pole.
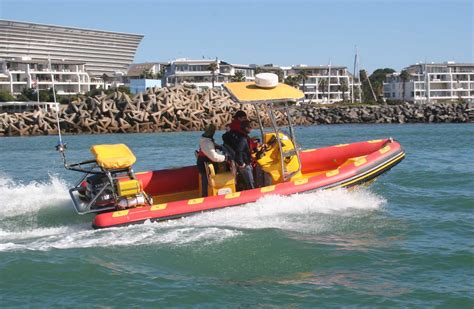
[254,103,265,142]
[284,103,302,178]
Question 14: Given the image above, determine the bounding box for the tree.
[338,79,349,102]
[232,70,245,82]
[117,85,131,95]
[0,90,15,102]
[360,68,395,103]
[139,69,154,79]
[399,69,410,101]
[102,73,110,89]
[20,87,36,101]
[318,78,328,101]
[297,70,310,93]
[207,61,219,88]
[154,66,166,80]
[284,75,299,88]
[39,90,50,102]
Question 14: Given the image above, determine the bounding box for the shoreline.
[0,86,471,137]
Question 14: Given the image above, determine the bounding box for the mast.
[353,46,362,102]
[327,59,331,103]
[352,46,357,103]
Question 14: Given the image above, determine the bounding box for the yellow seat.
[206,162,236,196]
[90,144,136,170]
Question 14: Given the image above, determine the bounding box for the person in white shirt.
[196,124,226,197]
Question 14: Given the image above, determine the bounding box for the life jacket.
[197,149,207,158]
[249,137,258,152]
[229,119,242,132]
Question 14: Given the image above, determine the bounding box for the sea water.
[0,124,472,307]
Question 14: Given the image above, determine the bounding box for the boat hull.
[92,138,405,229]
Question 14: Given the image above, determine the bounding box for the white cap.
[255,73,278,88]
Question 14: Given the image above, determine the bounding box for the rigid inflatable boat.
[58,75,405,229]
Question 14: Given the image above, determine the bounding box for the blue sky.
[0,0,472,73]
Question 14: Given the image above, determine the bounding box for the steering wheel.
[255,135,278,160]
[267,135,277,146]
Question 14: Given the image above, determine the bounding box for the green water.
[0,124,473,307]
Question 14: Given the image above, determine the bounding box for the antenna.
[49,54,66,155]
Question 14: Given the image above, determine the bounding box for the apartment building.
[127,62,168,79]
[0,20,143,95]
[384,62,474,103]
[164,59,255,89]
[163,59,358,104]
[0,58,108,94]
[288,65,361,103]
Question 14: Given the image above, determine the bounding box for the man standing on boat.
[196,124,226,197]
[233,120,255,190]
[229,110,247,131]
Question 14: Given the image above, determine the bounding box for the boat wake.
[0,174,70,219]
[0,175,386,252]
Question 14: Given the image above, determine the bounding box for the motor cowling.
[84,174,115,208]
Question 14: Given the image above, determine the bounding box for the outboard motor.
[84,174,115,208]
[62,143,152,214]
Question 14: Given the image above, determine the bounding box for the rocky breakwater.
[0,86,292,137]
[300,102,471,125]
[0,87,470,137]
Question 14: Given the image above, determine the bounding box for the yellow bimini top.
[90,144,136,170]
[223,82,304,104]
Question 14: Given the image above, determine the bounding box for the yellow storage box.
[117,179,142,197]
[90,144,137,170]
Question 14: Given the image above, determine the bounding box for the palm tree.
[207,61,219,88]
[232,70,245,82]
[338,79,349,102]
[139,69,154,79]
[400,69,410,101]
[102,73,110,89]
[318,78,328,101]
[297,70,309,93]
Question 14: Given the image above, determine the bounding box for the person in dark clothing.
[223,110,247,148]
[229,110,247,132]
[233,120,255,190]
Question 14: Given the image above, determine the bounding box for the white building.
[287,65,361,104]
[384,62,474,103]
[226,63,256,82]
[0,20,143,95]
[127,62,167,79]
[0,58,109,95]
[0,20,143,76]
[164,59,255,89]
